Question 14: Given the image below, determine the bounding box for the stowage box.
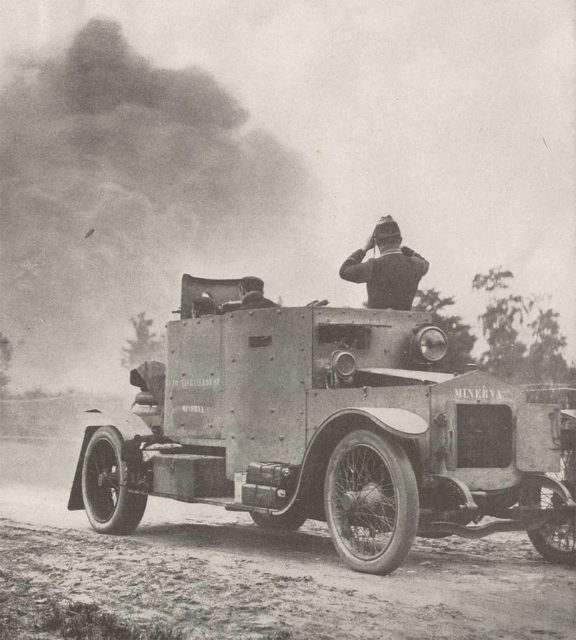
[245,462,298,489]
[241,483,287,509]
[152,454,227,501]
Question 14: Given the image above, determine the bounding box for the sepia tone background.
[0,0,574,396]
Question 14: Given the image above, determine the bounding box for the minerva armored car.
[68,275,576,574]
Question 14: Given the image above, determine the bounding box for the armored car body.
[68,275,576,574]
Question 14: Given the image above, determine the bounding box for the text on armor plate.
[454,387,509,401]
[181,405,208,414]
[171,378,220,388]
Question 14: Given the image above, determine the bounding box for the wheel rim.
[529,482,576,556]
[85,439,121,523]
[330,443,398,560]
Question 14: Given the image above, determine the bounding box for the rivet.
[169,395,173,400]
[249,311,253,316]
[181,372,186,377]
[270,408,276,413]
[269,356,274,361]
[250,436,255,440]
[183,322,187,327]
[197,320,200,325]
[279,436,284,442]
[170,349,175,354]
[231,357,236,363]
[230,409,235,413]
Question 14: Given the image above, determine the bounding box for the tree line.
[1,267,573,396]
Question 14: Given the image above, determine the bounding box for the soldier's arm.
[339,249,372,283]
[401,246,429,276]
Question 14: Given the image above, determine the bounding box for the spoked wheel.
[82,426,147,534]
[324,430,419,575]
[525,478,576,566]
[250,504,307,531]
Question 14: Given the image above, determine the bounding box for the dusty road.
[1,484,575,640]
[1,400,575,639]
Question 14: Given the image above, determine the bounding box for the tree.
[526,308,570,383]
[413,289,477,373]
[472,267,572,383]
[121,313,165,369]
[0,332,12,396]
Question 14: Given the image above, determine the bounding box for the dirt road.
[1,485,574,640]
[1,400,574,638]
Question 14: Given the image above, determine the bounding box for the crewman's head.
[240,276,265,297]
[373,215,402,249]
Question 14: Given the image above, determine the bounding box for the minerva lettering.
[181,405,208,414]
[454,387,508,401]
[171,378,220,388]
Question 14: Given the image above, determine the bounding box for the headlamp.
[332,351,357,378]
[415,326,448,362]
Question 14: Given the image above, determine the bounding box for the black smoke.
[0,19,316,391]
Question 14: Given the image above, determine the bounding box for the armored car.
[68,275,576,574]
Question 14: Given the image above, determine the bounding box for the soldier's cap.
[373,215,402,243]
[240,276,264,292]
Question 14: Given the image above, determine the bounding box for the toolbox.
[241,483,287,509]
[245,462,298,489]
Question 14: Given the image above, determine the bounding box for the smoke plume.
[0,19,316,393]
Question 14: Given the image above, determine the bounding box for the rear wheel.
[250,505,307,531]
[324,429,419,575]
[81,426,147,534]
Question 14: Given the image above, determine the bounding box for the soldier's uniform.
[239,276,279,310]
[339,216,428,310]
[240,291,278,309]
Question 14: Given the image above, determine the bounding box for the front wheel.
[526,480,576,566]
[81,426,147,534]
[324,430,419,575]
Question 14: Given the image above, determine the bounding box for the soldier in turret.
[339,215,428,310]
[239,276,278,309]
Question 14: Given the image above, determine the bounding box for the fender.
[67,409,150,511]
[314,407,429,438]
[271,407,428,518]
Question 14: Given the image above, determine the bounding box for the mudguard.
[267,407,428,518]
[316,407,429,437]
[67,409,149,511]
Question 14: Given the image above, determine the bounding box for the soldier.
[239,276,278,309]
[339,215,429,310]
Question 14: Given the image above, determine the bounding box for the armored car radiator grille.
[456,404,513,468]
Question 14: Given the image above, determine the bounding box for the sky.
[0,0,574,390]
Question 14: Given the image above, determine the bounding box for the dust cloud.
[0,18,317,393]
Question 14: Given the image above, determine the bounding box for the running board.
[418,517,548,539]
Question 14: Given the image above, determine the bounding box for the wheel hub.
[341,483,385,513]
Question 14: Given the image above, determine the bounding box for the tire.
[526,481,576,566]
[324,429,419,575]
[250,505,307,531]
[81,426,147,534]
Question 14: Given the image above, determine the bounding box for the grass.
[37,599,185,640]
